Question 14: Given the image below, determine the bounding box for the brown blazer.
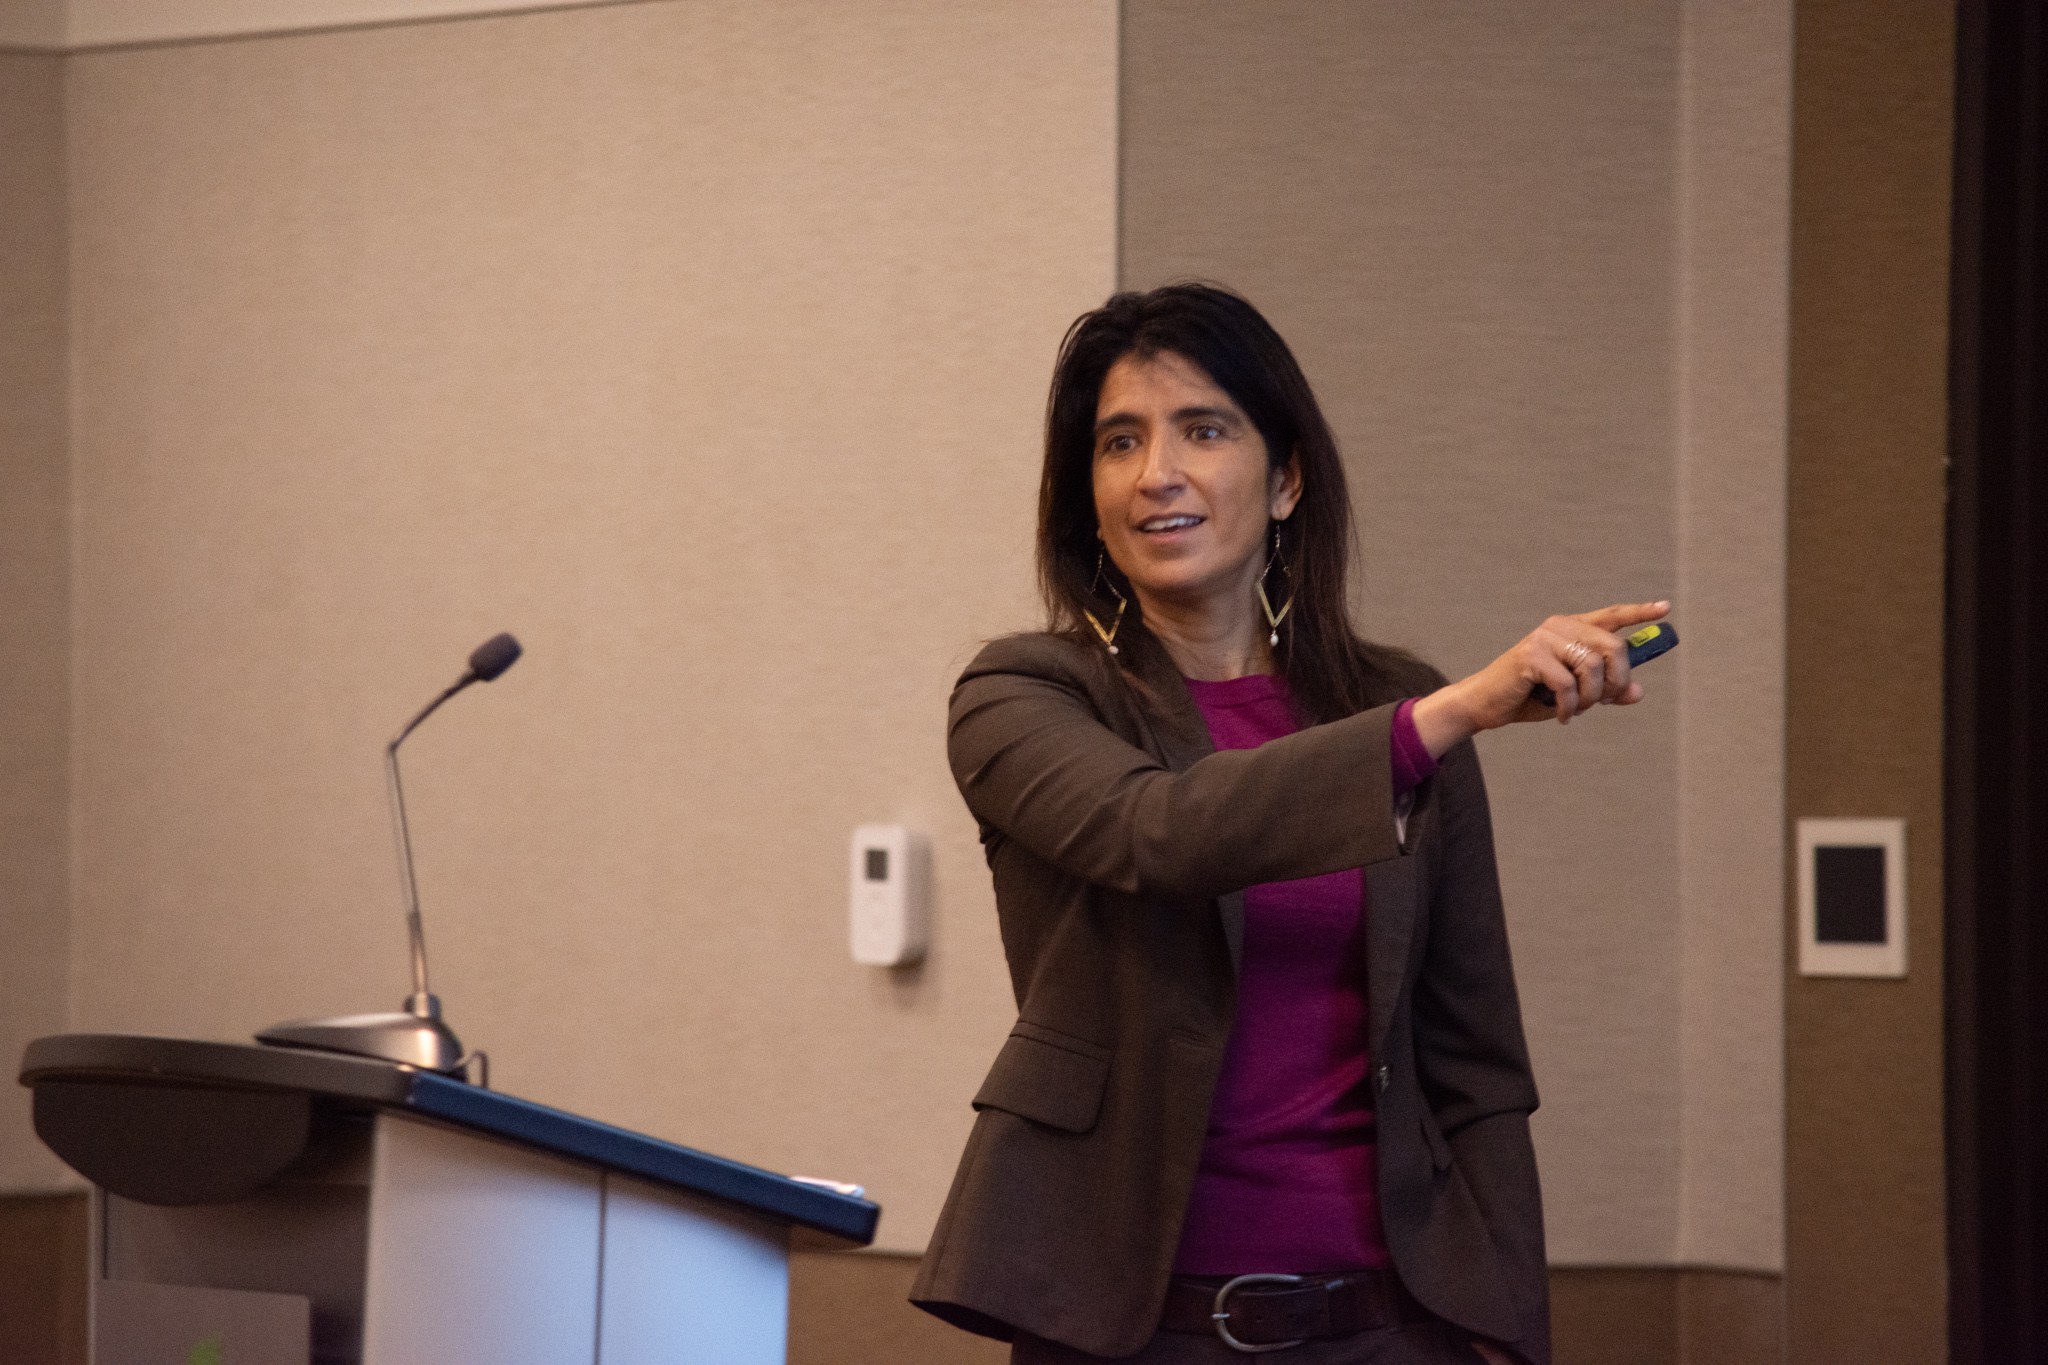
[910,633,1549,1364]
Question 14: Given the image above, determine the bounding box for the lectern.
[19,1034,879,1364]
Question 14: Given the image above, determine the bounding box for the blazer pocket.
[972,1026,1111,1135]
[1418,1106,1454,1172]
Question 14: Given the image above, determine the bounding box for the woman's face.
[1091,350,1301,621]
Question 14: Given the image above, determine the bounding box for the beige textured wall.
[0,0,66,51]
[0,50,75,1194]
[1121,0,1788,1271]
[1784,1,1953,1359]
[1672,0,1790,1273]
[55,0,1115,1251]
[0,0,631,51]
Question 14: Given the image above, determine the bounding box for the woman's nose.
[1133,437,1185,494]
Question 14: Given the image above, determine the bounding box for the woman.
[911,284,1666,1364]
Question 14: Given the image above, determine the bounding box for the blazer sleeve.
[948,636,1406,899]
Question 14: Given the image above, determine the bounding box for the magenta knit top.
[1172,677,1438,1275]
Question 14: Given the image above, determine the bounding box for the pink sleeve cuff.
[1391,697,1440,795]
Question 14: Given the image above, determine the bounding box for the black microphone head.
[467,632,522,682]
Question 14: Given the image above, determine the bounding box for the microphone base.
[256,1009,467,1076]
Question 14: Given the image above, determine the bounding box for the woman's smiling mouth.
[1138,514,1205,534]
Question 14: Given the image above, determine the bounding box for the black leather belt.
[1160,1270,1429,1353]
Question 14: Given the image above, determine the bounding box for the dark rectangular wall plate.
[1797,818,1907,977]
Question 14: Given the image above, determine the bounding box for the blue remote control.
[1529,620,1678,706]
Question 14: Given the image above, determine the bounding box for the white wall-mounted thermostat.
[849,825,929,966]
[1796,817,1907,978]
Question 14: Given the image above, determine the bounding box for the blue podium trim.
[19,1033,878,1246]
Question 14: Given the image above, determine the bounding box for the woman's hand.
[1411,601,1670,760]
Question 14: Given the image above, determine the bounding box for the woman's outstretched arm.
[948,636,1406,899]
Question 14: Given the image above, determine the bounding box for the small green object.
[188,1334,224,1365]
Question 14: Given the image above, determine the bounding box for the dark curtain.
[1945,2,2048,1361]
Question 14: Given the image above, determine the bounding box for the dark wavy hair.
[1038,282,1426,723]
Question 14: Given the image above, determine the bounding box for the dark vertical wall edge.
[1944,1,2048,1360]
[1941,5,1986,1357]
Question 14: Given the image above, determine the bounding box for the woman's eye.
[1190,423,1222,441]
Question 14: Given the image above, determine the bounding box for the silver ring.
[1563,641,1593,668]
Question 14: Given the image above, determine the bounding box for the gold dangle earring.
[1257,524,1294,648]
[1085,548,1128,655]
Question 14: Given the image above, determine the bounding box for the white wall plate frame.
[1796,817,1907,978]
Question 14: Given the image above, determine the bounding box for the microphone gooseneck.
[387,632,524,1018]
[258,630,522,1080]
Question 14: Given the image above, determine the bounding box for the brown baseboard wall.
[0,1191,89,1365]
[789,1249,1008,1365]
[1548,1266,1786,1365]
[0,1194,1782,1365]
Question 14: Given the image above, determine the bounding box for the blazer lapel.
[1163,694,1245,979]
[1216,889,1246,977]
[1364,853,1418,1060]
[1126,649,1244,975]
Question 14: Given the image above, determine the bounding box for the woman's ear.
[1270,452,1304,520]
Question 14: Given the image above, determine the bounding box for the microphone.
[469,632,522,681]
[258,633,523,1080]
[388,633,522,1020]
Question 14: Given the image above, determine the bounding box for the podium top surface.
[20,1033,878,1247]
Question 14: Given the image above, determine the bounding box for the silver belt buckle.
[1211,1272,1307,1354]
